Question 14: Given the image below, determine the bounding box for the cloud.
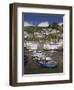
[24,21,62,27]
[58,22,63,26]
[38,21,49,27]
[24,21,33,27]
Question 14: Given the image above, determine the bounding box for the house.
[24,31,29,38]
[24,31,33,39]
[24,41,39,50]
[50,29,57,34]
[34,32,44,38]
[44,43,62,50]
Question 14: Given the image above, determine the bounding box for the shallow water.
[24,50,63,74]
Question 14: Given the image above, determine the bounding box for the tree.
[51,23,58,30]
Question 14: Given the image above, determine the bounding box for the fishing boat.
[36,60,58,68]
[32,50,58,68]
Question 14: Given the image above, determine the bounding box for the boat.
[32,50,58,68]
[36,60,58,68]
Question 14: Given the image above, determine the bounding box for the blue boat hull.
[35,60,58,68]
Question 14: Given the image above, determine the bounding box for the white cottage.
[24,41,39,50]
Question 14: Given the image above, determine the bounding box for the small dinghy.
[36,60,58,68]
[32,50,58,68]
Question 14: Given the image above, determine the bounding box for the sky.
[23,13,63,25]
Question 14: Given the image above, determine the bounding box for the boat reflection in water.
[31,50,58,68]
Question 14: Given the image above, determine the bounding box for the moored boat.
[32,50,58,68]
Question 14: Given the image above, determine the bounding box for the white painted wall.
[0,0,74,90]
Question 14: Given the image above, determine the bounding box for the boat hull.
[34,60,58,68]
